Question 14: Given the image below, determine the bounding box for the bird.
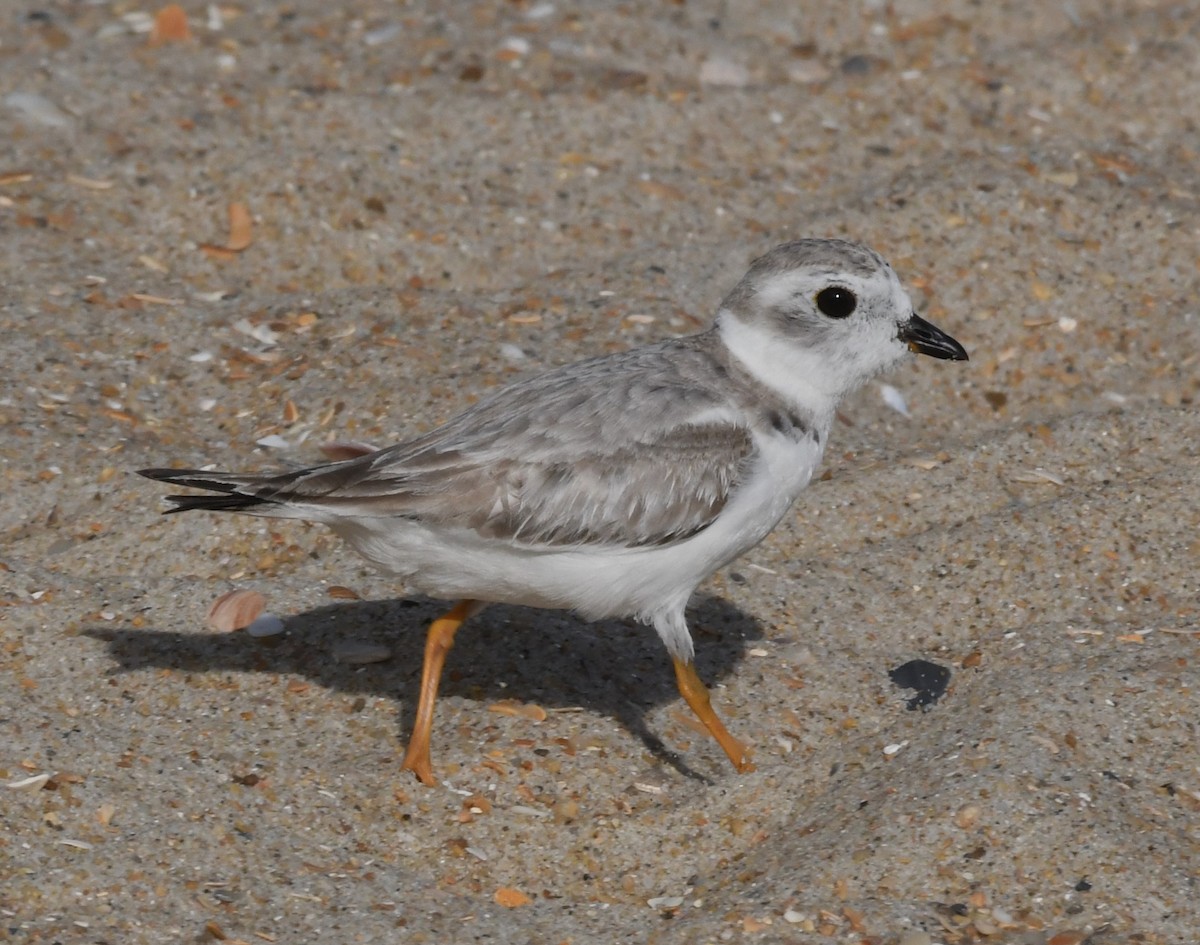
[140,238,968,785]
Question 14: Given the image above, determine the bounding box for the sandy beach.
[3,2,1197,942]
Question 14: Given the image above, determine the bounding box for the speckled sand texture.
[3,2,1198,943]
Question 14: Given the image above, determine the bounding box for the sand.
[2,2,1197,942]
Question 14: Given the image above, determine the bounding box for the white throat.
[716,309,840,429]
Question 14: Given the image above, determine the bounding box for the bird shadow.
[84,593,763,782]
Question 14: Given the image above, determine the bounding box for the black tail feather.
[139,467,256,491]
[138,468,275,515]
[162,493,272,514]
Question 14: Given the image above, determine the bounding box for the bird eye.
[815,286,856,319]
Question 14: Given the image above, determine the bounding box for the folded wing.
[143,337,759,548]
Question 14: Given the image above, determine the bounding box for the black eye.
[815,286,857,319]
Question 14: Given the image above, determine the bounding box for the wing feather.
[367,422,755,546]
[245,336,761,547]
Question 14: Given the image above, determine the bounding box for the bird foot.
[400,747,438,786]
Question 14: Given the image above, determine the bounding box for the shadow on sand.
[85,592,762,781]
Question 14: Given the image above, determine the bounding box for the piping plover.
[140,239,967,785]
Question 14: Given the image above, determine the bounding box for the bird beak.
[899,314,969,361]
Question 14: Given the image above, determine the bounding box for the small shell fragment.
[67,174,115,191]
[234,318,279,346]
[487,699,548,722]
[5,92,73,129]
[698,56,750,87]
[6,773,51,792]
[225,202,253,251]
[207,589,266,632]
[494,886,532,908]
[1012,469,1065,485]
[148,4,191,44]
[245,612,285,638]
[879,383,910,417]
[363,23,401,46]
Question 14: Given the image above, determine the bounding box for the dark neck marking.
[685,330,822,445]
[764,407,817,444]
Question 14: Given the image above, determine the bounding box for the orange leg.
[673,658,756,774]
[400,600,477,786]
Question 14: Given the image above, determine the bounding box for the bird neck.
[714,309,840,431]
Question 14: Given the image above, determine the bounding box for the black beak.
[899,314,969,361]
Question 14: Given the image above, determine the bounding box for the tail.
[140,450,394,520]
[138,467,291,515]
